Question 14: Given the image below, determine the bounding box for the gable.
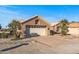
[21,16,50,27]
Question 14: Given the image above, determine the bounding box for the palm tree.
[8,20,21,39]
[59,19,69,36]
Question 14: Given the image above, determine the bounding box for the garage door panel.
[30,28,47,36]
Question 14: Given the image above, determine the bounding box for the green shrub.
[2,32,8,38]
[59,19,69,36]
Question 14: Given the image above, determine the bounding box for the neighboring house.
[20,16,50,37]
[0,29,10,33]
[0,29,10,38]
[68,22,79,35]
[49,22,60,35]
[50,22,59,32]
[51,22,79,35]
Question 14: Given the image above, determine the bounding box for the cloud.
[0,6,20,16]
[0,6,27,28]
[0,5,29,19]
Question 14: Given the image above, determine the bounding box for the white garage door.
[68,28,79,35]
[30,28,47,36]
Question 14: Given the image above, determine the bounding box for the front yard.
[0,34,79,54]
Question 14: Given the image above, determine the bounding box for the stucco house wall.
[68,28,79,35]
[68,23,79,35]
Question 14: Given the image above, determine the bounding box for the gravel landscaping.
[0,34,79,54]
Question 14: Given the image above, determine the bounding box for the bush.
[59,19,69,36]
[2,32,8,38]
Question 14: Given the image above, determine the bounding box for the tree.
[8,20,21,39]
[59,19,69,36]
[0,24,2,29]
[71,21,76,23]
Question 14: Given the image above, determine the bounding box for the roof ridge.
[21,16,39,24]
[21,16,50,26]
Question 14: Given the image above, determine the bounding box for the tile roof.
[69,23,79,28]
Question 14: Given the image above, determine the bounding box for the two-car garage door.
[26,25,48,37]
[30,28,47,36]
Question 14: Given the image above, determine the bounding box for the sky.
[0,5,79,28]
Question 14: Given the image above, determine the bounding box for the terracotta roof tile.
[69,23,79,28]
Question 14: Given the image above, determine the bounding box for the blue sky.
[0,5,79,28]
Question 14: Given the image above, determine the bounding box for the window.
[35,19,39,24]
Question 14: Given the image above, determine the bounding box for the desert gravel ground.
[0,34,79,54]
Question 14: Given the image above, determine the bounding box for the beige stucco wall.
[68,28,79,35]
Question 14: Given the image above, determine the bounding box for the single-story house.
[20,16,51,37]
[0,29,10,38]
[50,22,59,33]
[51,22,79,35]
[68,22,79,35]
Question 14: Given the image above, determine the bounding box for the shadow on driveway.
[0,43,29,52]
